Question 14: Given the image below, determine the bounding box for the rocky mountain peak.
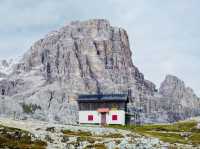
[0,19,199,124]
[159,75,185,98]
[15,19,153,96]
[159,74,200,118]
[68,19,111,30]
[159,75,199,99]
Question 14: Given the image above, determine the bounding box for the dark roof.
[77,94,128,102]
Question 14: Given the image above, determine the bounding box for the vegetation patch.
[46,127,55,133]
[77,136,98,144]
[0,124,47,149]
[109,121,200,146]
[97,133,123,138]
[67,141,80,148]
[188,133,200,145]
[21,103,41,114]
[62,129,125,148]
[62,129,92,137]
[62,129,123,139]
[84,143,107,149]
[61,136,69,143]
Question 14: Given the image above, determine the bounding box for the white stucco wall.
[107,110,125,125]
[79,111,100,124]
[79,110,125,125]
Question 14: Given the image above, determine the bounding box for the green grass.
[62,129,124,148]
[188,133,200,145]
[109,121,200,146]
[96,133,124,138]
[144,131,188,144]
[62,129,92,137]
[62,129,123,138]
[84,143,107,149]
[21,103,41,114]
[77,136,100,144]
[0,124,47,149]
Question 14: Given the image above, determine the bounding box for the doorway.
[101,113,106,125]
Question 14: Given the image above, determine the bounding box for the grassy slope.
[62,129,123,149]
[0,124,47,149]
[109,121,200,146]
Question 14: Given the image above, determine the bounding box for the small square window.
[112,115,118,121]
[88,115,93,121]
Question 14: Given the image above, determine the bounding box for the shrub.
[21,103,41,114]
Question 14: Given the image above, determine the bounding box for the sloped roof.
[77,94,128,102]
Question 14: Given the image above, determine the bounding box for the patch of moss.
[97,133,123,138]
[109,121,200,146]
[191,127,200,133]
[145,131,187,144]
[62,129,92,137]
[77,136,97,144]
[46,127,55,133]
[84,143,107,149]
[131,121,197,133]
[188,133,200,145]
[0,124,47,149]
[21,103,41,114]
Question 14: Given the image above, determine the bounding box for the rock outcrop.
[15,19,155,96]
[0,59,16,75]
[159,75,200,121]
[0,19,199,124]
[0,117,168,149]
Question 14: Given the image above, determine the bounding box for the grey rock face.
[15,19,155,95]
[160,75,199,101]
[0,59,16,75]
[160,75,186,98]
[158,75,200,121]
[0,72,6,78]
[0,19,199,124]
[1,60,9,67]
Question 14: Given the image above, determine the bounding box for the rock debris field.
[0,117,168,149]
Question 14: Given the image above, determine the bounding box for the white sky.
[0,0,199,96]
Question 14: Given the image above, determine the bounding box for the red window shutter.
[112,115,118,121]
[88,115,93,121]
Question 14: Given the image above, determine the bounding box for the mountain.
[158,75,200,121]
[0,19,199,124]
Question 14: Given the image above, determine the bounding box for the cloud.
[0,0,199,96]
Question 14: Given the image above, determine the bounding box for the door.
[101,113,106,125]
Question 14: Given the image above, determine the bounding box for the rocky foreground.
[1,117,200,149]
[0,117,169,149]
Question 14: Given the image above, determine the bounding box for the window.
[112,115,118,121]
[88,115,93,121]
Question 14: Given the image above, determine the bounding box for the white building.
[77,94,128,125]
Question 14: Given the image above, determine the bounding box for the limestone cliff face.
[158,75,200,120]
[0,19,155,123]
[0,19,199,124]
[15,19,155,95]
[159,75,199,101]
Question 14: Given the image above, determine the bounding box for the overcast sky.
[0,0,199,96]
